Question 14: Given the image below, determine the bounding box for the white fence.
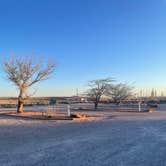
[0,102,161,113]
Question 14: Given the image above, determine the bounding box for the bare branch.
[3,55,56,113]
[106,83,134,105]
[86,78,114,109]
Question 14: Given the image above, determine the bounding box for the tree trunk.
[17,91,24,113]
[94,102,98,110]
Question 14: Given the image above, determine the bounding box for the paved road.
[0,111,166,166]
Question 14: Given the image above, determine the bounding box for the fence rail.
[0,103,161,113]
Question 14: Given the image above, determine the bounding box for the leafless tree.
[3,56,55,113]
[86,78,114,110]
[106,83,134,105]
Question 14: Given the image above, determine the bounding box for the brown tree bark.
[17,90,24,113]
[94,102,98,110]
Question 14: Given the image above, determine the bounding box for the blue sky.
[0,0,166,96]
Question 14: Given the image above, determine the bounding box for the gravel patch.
[0,110,166,166]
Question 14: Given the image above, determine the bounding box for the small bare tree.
[3,56,55,113]
[106,83,133,105]
[87,78,113,110]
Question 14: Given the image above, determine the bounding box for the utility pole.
[76,88,78,96]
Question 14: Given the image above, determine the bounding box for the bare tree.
[106,83,134,105]
[3,56,55,113]
[86,78,113,110]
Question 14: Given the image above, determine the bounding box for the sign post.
[67,105,71,117]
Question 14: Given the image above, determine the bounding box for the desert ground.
[0,104,166,166]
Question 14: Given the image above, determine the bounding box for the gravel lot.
[0,109,166,166]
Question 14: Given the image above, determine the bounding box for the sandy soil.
[0,109,166,166]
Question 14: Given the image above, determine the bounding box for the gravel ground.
[0,110,166,166]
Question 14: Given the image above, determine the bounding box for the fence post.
[67,105,71,117]
[138,101,141,112]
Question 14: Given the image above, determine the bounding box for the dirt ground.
[0,109,166,166]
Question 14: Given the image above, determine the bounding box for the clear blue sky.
[0,0,166,96]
